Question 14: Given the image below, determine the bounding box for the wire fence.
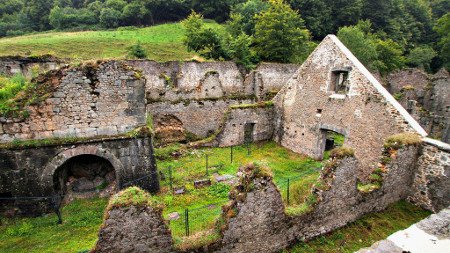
[1,142,324,247]
[0,170,160,224]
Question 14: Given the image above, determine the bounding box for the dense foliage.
[0,0,448,72]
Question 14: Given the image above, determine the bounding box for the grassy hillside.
[0,22,220,62]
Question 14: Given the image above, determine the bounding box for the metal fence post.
[205,154,209,176]
[230,146,233,164]
[168,166,173,194]
[50,194,62,224]
[287,178,290,206]
[185,208,190,236]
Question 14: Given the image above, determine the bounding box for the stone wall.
[124,60,298,103]
[0,56,64,79]
[0,136,158,215]
[409,138,450,212]
[274,35,423,179]
[215,106,275,147]
[387,68,450,143]
[0,61,146,143]
[94,205,173,253]
[148,99,254,141]
[217,145,420,253]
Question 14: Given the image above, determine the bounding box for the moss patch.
[108,187,162,210]
[384,133,422,150]
[230,101,274,109]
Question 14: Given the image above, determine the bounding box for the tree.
[231,0,269,35]
[254,0,310,63]
[374,39,405,75]
[122,2,147,26]
[324,0,362,31]
[105,0,126,12]
[434,13,450,70]
[24,0,54,31]
[289,0,331,39]
[337,22,379,70]
[407,46,437,71]
[100,8,121,28]
[0,0,23,16]
[191,0,244,23]
[182,12,230,60]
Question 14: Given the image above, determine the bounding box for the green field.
[0,23,220,62]
[0,142,431,252]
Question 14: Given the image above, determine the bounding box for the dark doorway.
[53,155,116,196]
[321,130,345,159]
[244,123,255,144]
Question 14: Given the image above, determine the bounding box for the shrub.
[384,133,422,150]
[127,42,147,59]
[330,146,355,159]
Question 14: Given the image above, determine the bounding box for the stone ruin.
[0,35,448,251]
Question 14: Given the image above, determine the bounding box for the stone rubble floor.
[356,207,450,253]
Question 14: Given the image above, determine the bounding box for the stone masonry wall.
[216,106,275,147]
[409,138,450,212]
[0,136,158,215]
[274,36,418,179]
[0,56,64,79]
[215,145,420,253]
[387,68,450,143]
[0,61,146,143]
[94,205,173,253]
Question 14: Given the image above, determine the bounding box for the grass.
[0,23,221,62]
[285,200,431,253]
[0,198,108,253]
[154,141,323,248]
[384,132,422,150]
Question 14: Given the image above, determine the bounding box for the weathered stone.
[93,205,174,253]
[194,179,212,188]
[167,212,180,221]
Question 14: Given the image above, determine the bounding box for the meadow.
[0,22,220,62]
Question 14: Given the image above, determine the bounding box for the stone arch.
[41,146,124,195]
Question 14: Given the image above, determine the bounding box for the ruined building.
[0,35,448,251]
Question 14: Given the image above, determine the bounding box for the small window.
[330,68,351,94]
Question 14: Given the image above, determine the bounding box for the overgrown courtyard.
[0,141,432,252]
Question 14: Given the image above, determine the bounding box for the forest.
[0,0,448,72]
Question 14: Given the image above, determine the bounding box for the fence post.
[230,146,233,164]
[205,154,209,176]
[185,208,190,236]
[168,166,173,194]
[50,194,63,224]
[287,178,290,206]
[247,142,251,156]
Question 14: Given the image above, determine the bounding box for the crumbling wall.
[0,61,146,143]
[0,136,158,215]
[216,106,275,147]
[0,55,64,79]
[148,99,254,141]
[291,145,419,242]
[387,68,450,143]
[409,138,450,212]
[93,187,173,253]
[218,165,291,253]
[274,35,420,179]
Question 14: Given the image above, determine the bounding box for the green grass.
[285,200,431,253]
[155,141,323,248]
[0,23,221,62]
[0,198,108,253]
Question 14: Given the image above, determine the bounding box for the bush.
[127,42,147,59]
